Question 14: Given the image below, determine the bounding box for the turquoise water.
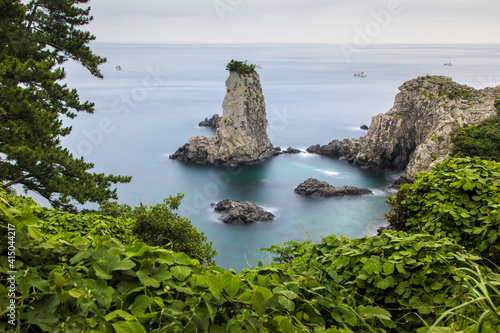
[57,44,500,271]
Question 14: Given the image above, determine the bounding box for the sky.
[87,0,499,44]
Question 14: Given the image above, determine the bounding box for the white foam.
[315,168,341,177]
[296,152,316,158]
[370,189,389,197]
[260,206,279,215]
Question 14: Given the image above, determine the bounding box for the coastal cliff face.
[171,71,276,165]
[308,76,500,179]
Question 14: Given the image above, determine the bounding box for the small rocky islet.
[212,199,275,224]
[294,178,373,197]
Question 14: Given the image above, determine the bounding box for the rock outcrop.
[282,147,301,154]
[171,70,276,165]
[294,178,373,197]
[308,76,500,179]
[199,114,221,130]
[212,199,275,224]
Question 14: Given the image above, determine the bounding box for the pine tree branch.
[26,1,40,32]
[1,170,51,189]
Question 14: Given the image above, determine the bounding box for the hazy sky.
[87,0,500,44]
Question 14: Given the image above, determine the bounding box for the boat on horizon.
[444,62,453,66]
[354,72,367,77]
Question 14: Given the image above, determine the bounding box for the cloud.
[86,0,500,44]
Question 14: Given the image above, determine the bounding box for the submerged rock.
[171,68,276,165]
[294,178,373,197]
[308,76,500,180]
[212,199,275,224]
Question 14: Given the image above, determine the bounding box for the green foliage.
[226,59,256,75]
[451,102,500,161]
[283,231,481,332]
[261,240,312,264]
[95,201,133,218]
[131,194,217,266]
[386,157,500,265]
[1,183,498,332]
[0,0,131,211]
[0,189,384,332]
[418,265,500,333]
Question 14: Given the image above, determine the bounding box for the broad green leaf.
[207,275,222,300]
[21,211,39,225]
[375,275,395,290]
[171,265,192,281]
[68,288,83,298]
[396,263,407,274]
[238,290,253,304]
[129,295,152,316]
[277,290,298,300]
[252,287,267,315]
[279,317,296,333]
[137,270,160,288]
[278,296,295,312]
[104,310,136,321]
[357,305,392,321]
[123,243,151,258]
[382,262,395,275]
[94,255,131,280]
[173,252,192,265]
[362,259,383,275]
[257,274,270,287]
[255,286,273,301]
[28,226,43,240]
[221,274,240,298]
[117,280,145,294]
[26,294,60,331]
[112,320,146,333]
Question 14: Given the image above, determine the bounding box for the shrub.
[451,99,500,161]
[226,59,256,75]
[0,190,384,333]
[386,157,500,265]
[131,194,217,266]
[418,265,500,332]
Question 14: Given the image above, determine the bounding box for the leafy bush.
[226,59,256,75]
[0,191,387,333]
[131,194,217,266]
[419,265,500,332]
[278,231,480,332]
[386,157,500,265]
[451,99,500,161]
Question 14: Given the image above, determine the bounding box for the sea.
[53,43,500,271]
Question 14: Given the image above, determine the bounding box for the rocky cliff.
[308,76,500,179]
[171,70,276,165]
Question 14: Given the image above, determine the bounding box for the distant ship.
[444,62,453,66]
[354,72,367,77]
[115,65,122,70]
